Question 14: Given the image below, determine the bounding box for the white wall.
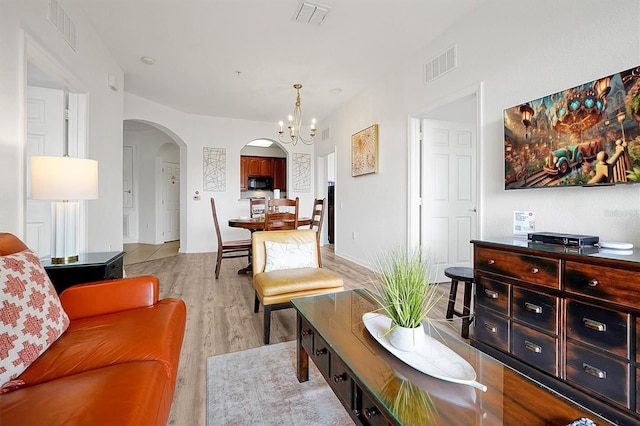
[0,0,124,252]
[124,93,315,253]
[240,145,286,157]
[319,0,640,268]
[5,1,639,263]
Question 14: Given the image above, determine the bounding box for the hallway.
[123,240,180,265]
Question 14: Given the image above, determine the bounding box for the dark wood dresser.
[472,238,640,425]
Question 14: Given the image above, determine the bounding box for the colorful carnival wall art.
[504,65,640,189]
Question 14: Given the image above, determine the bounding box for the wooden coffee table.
[292,289,611,425]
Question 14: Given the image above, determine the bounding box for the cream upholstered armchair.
[252,229,344,344]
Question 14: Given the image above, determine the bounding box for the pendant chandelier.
[278,84,316,145]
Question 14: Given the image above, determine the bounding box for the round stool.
[444,266,474,339]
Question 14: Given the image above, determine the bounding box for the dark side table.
[42,251,125,294]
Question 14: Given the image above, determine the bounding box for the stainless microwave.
[247,176,272,190]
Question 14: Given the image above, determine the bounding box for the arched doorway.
[240,139,287,199]
[123,120,186,250]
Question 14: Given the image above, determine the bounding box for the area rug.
[207,341,354,426]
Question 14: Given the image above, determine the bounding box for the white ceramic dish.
[599,241,634,250]
[362,312,487,392]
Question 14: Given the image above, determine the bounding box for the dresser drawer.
[566,300,629,359]
[566,341,631,409]
[637,318,640,364]
[636,368,640,413]
[565,261,640,310]
[511,322,558,376]
[329,355,352,409]
[105,255,124,279]
[512,287,558,333]
[474,307,509,352]
[311,333,331,380]
[476,276,510,315]
[357,387,389,426]
[299,317,314,354]
[637,368,640,415]
[475,247,559,288]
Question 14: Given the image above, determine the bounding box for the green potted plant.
[369,248,441,351]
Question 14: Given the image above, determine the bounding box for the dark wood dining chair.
[264,197,299,230]
[210,198,251,279]
[309,198,326,266]
[249,198,266,218]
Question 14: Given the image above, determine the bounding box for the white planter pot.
[388,323,426,352]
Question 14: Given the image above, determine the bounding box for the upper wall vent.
[424,45,457,84]
[293,1,330,26]
[321,126,331,141]
[48,0,77,51]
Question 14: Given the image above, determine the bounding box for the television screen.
[504,65,640,189]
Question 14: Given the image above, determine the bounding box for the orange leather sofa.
[0,233,187,425]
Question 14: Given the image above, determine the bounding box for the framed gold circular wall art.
[351,124,379,177]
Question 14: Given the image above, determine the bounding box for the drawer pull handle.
[525,302,543,314]
[530,267,539,274]
[588,279,599,287]
[300,329,311,337]
[487,259,496,265]
[524,340,542,353]
[315,348,327,356]
[333,373,347,383]
[583,362,606,379]
[582,318,606,332]
[364,407,380,419]
[483,323,497,333]
[484,289,499,299]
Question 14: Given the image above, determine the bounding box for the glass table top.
[292,289,611,426]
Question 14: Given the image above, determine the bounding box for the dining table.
[228,216,312,274]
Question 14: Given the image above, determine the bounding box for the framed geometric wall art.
[203,147,226,191]
[292,153,311,192]
[351,124,378,177]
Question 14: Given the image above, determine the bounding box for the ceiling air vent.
[424,45,457,84]
[292,1,330,26]
[48,0,77,51]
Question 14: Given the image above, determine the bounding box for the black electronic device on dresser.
[42,251,125,294]
[471,238,640,425]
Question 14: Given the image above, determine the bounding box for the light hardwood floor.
[124,246,465,425]
[123,241,180,265]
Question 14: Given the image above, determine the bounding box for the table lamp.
[31,156,99,264]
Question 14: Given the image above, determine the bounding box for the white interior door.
[123,145,136,243]
[163,162,180,242]
[26,86,65,257]
[421,119,477,282]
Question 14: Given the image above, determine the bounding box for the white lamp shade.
[31,156,99,200]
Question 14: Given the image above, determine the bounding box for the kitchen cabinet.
[246,156,272,176]
[272,157,286,191]
[472,239,640,424]
[240,156,248,190]
[240,155,286,191]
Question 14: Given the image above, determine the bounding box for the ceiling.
[67,0,483,126]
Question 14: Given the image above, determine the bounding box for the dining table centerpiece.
[369,248,441,352]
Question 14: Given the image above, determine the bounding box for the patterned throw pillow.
[0,249,70,386]
[264,241,316,272]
